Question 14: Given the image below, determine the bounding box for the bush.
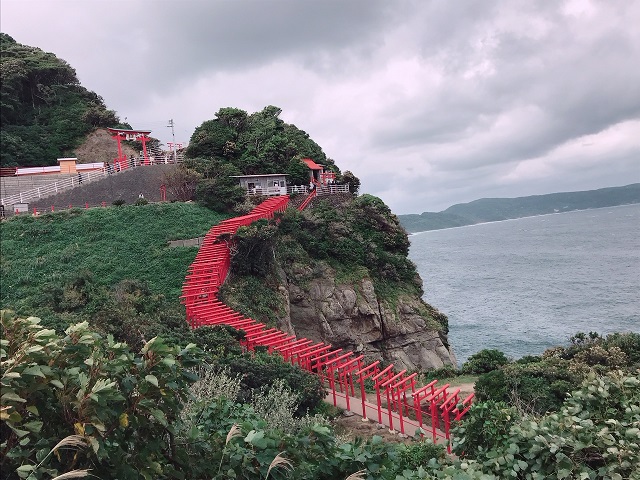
[251,378,329,434]
[112,198,126,206]
[397,440,446,471]
[475,357,580,414]
[0,312,201,478]
[474,369,508,402]
[461,349,509,374]
[468,371,640,479]
[451,400,519,460]
[215,352,326,415]
[422,365,459,383]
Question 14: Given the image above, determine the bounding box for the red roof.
[302,158,323,170]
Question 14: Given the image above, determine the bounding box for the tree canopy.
[0,33,120,167]
[185,106,340,184]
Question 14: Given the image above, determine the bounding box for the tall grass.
[0,203,229,311]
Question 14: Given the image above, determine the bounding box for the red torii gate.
[107,127,152,169]
[180,195,475,450]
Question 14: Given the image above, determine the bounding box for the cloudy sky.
[2,0,639,213]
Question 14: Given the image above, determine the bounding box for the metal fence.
[1,154,184,208]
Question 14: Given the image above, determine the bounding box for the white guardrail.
[1,158,349,208]
[317,184,350,195]
[1,155,184,207]
[247,184,350,197]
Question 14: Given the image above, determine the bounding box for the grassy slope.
[0,203,229,314]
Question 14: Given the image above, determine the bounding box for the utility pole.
[167,119,176,163]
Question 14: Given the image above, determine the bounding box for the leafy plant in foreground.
[0,311,201,479]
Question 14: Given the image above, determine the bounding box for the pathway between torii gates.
[181,195,473,450]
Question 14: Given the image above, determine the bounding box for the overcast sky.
[2,0,639,213]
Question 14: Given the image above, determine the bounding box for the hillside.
[0,204,228,344]
[222,194,455,371]
[0,34,128,167]
[398,183,640,233]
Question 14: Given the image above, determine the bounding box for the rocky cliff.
[222,194,457,371]
[275,264,456,371]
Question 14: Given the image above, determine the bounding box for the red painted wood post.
[33,207,37,216]
[85,202,88,209]
[69,204,72,209]
[328,364,338,406]
[336,355,362,411]
[412,380,438,433]
[102,202,106,207]
[382,370,407,432]
[391,374,416,435]
[51,206,54,212]
[372,365,394,424]
[440,389,460,453]
[356,362,380,421]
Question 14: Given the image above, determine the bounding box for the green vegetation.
[185,106,340,182]
[398,183,640,232]
[179,105,361,213]
[0,203,229,344]
[460,349,509,375]
[221,194,448,335]
[3,314,639,480]
[473,332,640,415]
[450,370,640,480]
[0,203,228,301]
[2,36,637,478]
[0,34,121,167]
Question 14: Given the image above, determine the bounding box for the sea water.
[408,203,640,364]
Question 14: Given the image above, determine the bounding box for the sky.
[2,0,639,214]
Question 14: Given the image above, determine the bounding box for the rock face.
[275,264,456,371]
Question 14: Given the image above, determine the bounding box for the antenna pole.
[167,119,176,163]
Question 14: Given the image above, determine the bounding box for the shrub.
[397,440,446,471]
[474,369,508,402]
[474,371,640,479]
[112,198,126,206]
[461,349,509,374]
[0,312,201,478]
[422,365,459,383]
[475,358,580,414]
[215,352,326,415]
[452,400,519,460]
[251,378,329,434]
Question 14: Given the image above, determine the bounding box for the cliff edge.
[221,193,456,371]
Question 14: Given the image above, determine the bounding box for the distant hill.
[398,184,640,233]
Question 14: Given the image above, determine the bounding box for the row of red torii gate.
[181,195,474,449]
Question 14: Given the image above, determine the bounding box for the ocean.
[408,203,640,365]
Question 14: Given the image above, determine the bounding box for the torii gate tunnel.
[181,195,474,450]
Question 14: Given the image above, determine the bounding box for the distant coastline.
[408,203,639,236]
[398,183,640,233]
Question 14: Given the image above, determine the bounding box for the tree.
[0,35,121,166]
[185,119,236,160]
[286,156,311,185]
[163,164,202,201]
[340,170,361,195]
